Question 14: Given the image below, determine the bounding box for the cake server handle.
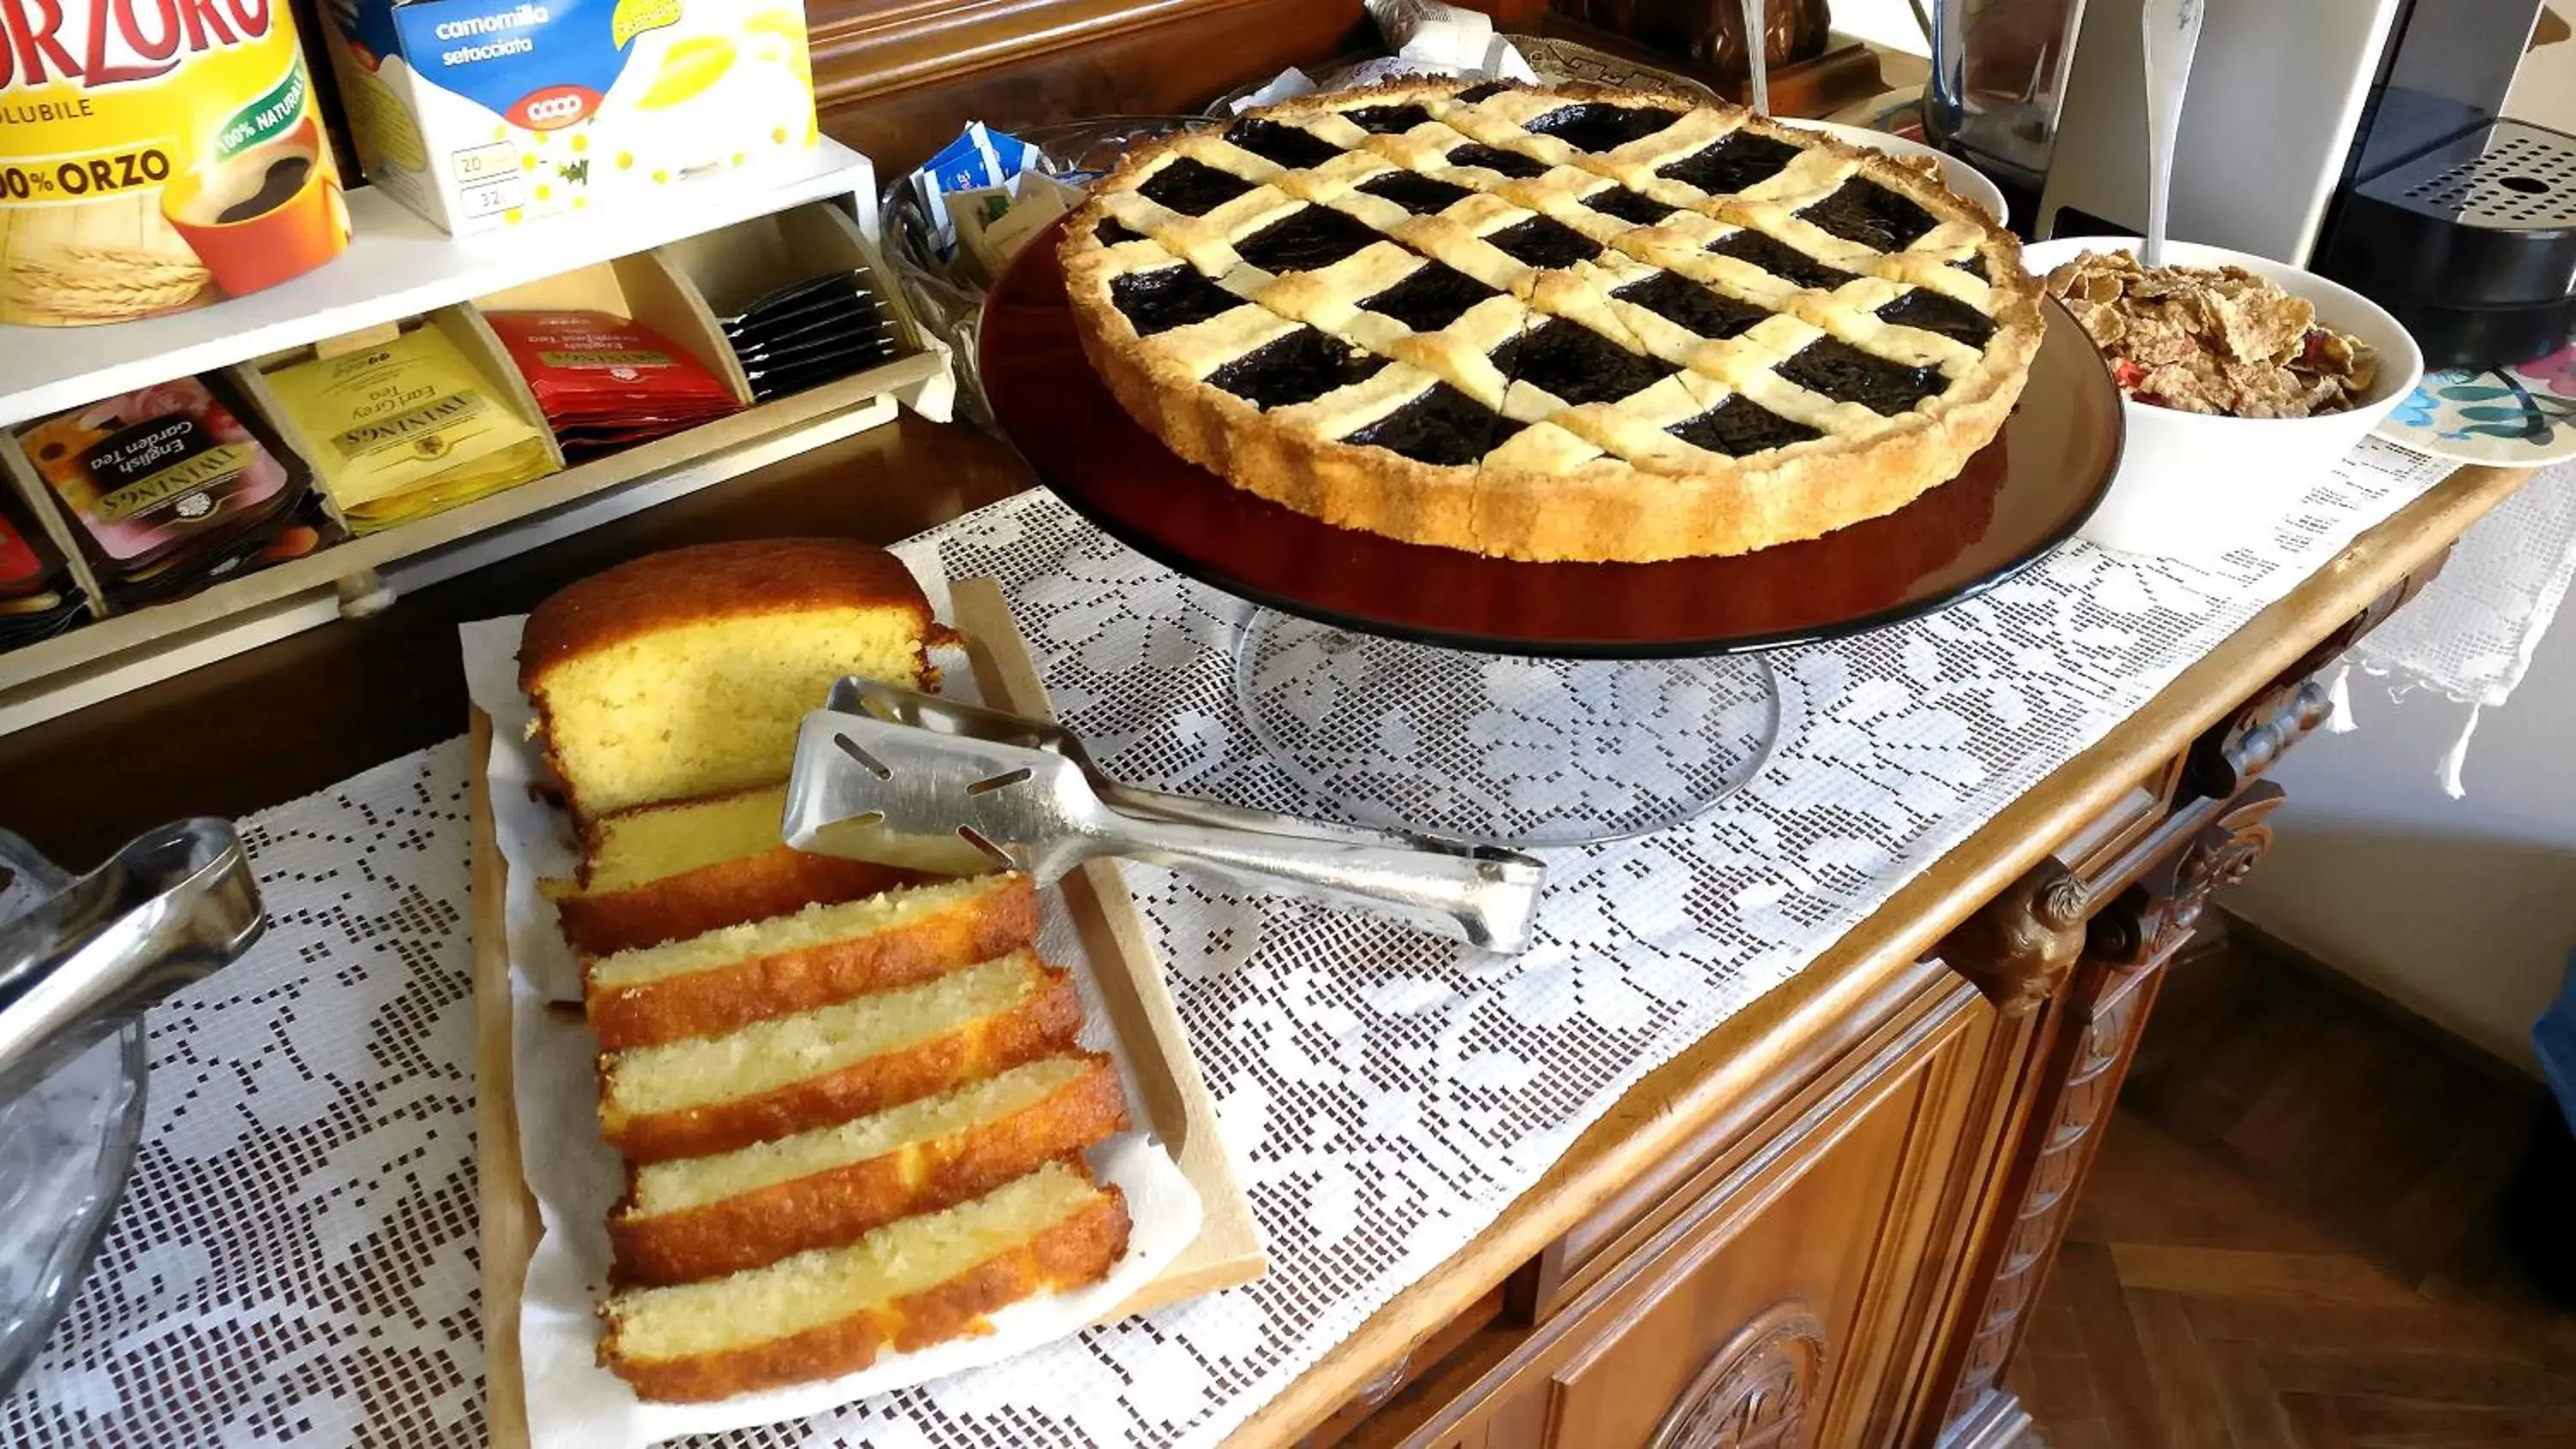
[0,820,264,1101]
[1067,806,1545,954]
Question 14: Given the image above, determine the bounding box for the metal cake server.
[784,697,1545,953]
[830,679,1441,848]
[0,820,264,1109]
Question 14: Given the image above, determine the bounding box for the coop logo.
[507,84,598,130]
[0,0,276,92]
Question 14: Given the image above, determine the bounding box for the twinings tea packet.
[715,271,899,403]
[0,0,351,325]
[264,324,557,532]
[15,378,307,574]
[485,310,740,456]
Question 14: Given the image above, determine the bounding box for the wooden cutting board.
[471,576,1267,1447]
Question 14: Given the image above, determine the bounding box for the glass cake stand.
[980,218,2122,845]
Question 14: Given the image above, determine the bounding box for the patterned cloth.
[4,440,2454,1447]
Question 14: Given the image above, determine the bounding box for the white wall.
[2230,601,2576,1076]
[2217,5,2576,1077]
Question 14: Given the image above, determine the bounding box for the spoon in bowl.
[2139,0,2205,267]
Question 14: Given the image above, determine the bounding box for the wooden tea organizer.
[0,143,946,735]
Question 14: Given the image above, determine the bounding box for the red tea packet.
[486,311,742,452]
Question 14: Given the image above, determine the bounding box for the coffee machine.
[2023,0,2576,368]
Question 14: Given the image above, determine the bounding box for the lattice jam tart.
[1060,80,2047,562]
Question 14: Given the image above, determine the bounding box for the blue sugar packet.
[911,122,1042,256]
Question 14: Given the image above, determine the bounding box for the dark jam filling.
[1234,205,1384,272]
[1708,230,1855,291]
[1206,327,1388,409]
[1138,157,1255,215]
[1455,82,1516,103]
[1095,218,1145,245]
[1344,104,1433,134]
[1876,288,1996,348]
[1953,254,1990,282]
[1656,132,1801,195]
[1446,144,1550,179]
[1360,263,1501,331]
[1485,215,1601,269]
[1525,102,1685,153]
[1583,185,1679,225]
[1109,266,1243,336]
[1358,170,1473,215]
[1667,397,1824,456]
[1777,337,1946,416]
[1223,117,1345,170]
[1613,270,1771,340]
[1489,318,1676,406]
[1797,179,1940,252]
[1347,383,1523,465]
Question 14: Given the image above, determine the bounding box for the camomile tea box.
[317,0,817,235]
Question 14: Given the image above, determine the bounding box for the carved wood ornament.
[1647,1301,1829,1449]
[1936,859,2091,1016]
[1945,782,2285,1422]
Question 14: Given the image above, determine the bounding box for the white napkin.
[2328,465,2576,796]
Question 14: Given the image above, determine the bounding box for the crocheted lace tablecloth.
[2,440,2454,1448]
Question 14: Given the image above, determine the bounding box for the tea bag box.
[318,0,820,236]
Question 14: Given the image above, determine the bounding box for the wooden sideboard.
[1238,464,2531,1449]
[2,412,2530,1449]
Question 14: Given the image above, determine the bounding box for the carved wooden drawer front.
[1422,980,1997,1449]
[1539,1088,1905,1449]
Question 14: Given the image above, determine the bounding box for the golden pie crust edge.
[1060,80,2047,563]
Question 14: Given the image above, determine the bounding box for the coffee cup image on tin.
[161,118,352,298]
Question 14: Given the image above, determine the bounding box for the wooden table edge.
[1224,462,2541,1446]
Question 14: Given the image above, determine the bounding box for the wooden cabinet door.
[1431,976,1999,1449]
[1541,1088,1916,1448]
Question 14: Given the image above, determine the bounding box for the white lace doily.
[2327,463,2576,795]
[3,440,2456,1447]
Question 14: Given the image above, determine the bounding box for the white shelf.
[0,139,878,427]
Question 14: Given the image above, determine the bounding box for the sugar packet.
[908,122,1042,256]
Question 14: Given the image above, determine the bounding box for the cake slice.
[610,1053,1127,1284]
[519,539,944,821]
[599,950,1080,1161]
[600,1160,1132,1402]
[584,873,1038,1049]
[545,784,928,957]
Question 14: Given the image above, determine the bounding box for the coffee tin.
[0,0,354,326]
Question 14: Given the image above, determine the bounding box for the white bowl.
[1771,118,2010,226]
[2020,236,2426,567]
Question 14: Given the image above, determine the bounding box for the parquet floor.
[2009,924,2576,1449]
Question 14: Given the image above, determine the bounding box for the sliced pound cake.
[519,540,944,821]
[598,950,1080,1161]
[611,1053,1127,1284]
[585,873,1038,1049]
[600,1161,1131,1402]
[546,785,927,957]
